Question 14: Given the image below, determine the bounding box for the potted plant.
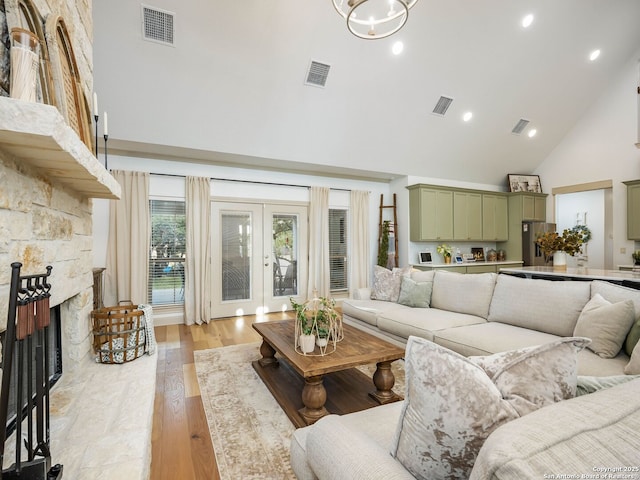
[290,298,315,353]
[536,229,584,270]
[378,220,390,268]
[436,244,453,263]
[633,250,640,269]
[291,296,339,354]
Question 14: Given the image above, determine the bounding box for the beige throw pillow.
[625,340,640,374]
[573,293,635,358]
[370,265,411,302]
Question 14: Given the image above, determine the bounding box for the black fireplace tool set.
[0,263,62,479]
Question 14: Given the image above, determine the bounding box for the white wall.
[535,49,640,268]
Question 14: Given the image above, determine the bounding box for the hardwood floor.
[150,311,295,480]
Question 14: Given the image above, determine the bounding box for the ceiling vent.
[432,96,454,116]
[142,5,175,46]
[511,118,530,135]
[305,61,331,88]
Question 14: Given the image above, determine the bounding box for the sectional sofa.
[290,270,640,479]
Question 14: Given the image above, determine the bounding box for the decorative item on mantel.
[536,229,585,271]
[436,244,453,264]
[9,28,40,102]
[291,293,342,356]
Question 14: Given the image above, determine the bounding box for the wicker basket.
[91,301,146,364]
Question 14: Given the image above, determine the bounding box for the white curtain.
[184,176,212,325]
[307,186,330,298]
[350,190,370,294]
[105,170,150,306]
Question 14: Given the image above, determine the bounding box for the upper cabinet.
[521,194,547,221]
[624,180,640,240]
[408,184,508,242]
[496,192,548,262]
[409,186,453,241]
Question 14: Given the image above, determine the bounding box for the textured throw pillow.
[470,337,590,416]
[370,265,411,302]
[390,336,519,480]
[573,294,635,358]
[397,276,432,308]
[625,340,640,375]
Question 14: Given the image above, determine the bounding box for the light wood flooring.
[150,311,295,480]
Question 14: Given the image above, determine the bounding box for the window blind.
[329,209,348,292]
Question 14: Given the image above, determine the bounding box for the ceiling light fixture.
[392,41,404,55]
[521,13,534,28]
[463,111,473,122]
[589,49,601,61]
[528,128,537,138]
[332,0,419,40]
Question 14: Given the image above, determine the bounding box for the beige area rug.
[194,342,405,480]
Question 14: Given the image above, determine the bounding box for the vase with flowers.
[536,229,584,271]
[291,294,340,355]
[633,250,640,272]
[437,244,453,264]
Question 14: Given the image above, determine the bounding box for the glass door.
[211,201,307,318]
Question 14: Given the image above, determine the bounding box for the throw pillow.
[390,336,519,480]
[470,337,590,416]
[397,276,432,308]
[370,265,411,302]
[576,374,640,396]
[625,340,640,375]
[625,319,640,357]
[573,293,635,358]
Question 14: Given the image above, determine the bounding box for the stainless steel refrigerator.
[522,221,556,266]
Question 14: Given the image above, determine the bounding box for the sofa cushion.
[573,293,635,358]
[397,276,432,308]
[590,280,640,356]
[377,308,486,342]
[410,269,435,283]
[371,265,412,302]
[342,299,409,327]
[469,337,590,416]
[431,270,497,319]
[390,336,519,480]
[488,274,590,336]
[470,378,640,480]
[576,374,640,396]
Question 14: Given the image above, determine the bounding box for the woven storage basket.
[92,301,146,364]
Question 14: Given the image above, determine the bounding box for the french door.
[211,201,308,318]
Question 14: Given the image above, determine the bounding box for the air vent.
[511,118,530,135]
[142,5,175,46]
[305,61,331,88]
[432,96,454,116]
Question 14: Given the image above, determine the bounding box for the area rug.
[194,342,405,480]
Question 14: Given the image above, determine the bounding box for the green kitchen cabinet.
[624,180,640,240]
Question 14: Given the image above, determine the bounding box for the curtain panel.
[105,170,150,306]
[350,190,370,293]
[307,186,330,298]
[184,176,212,325]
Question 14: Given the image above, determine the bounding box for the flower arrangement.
[436,244,453,258]
[568,225,592,244]
[536,229,584,257]
[290,295,341,355]
[632,250,640,265]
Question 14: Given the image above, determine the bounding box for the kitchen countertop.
[499,266,640,283]
[412,261,523,268]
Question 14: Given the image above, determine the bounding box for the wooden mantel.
[0,97,120,199]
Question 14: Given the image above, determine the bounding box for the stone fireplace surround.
[0,98,156,478]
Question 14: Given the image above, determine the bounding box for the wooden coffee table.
[252,319,404,428]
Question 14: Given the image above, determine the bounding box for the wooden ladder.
[378,194,399,268]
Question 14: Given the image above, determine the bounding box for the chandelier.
[332,0,419,39]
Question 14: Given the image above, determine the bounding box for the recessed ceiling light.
[589,49,601,61]
[521,14,534,28]
[463,111,473,122]
[528,128,537,138]
[392,41,404,55]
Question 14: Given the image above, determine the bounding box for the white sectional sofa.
[290,270,640,479]
[343,270,637,375]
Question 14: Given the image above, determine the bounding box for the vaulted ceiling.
[93,0,640,186]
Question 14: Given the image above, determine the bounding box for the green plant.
[536,229,584,257]
[378,220,390,267]
[290,296,338,337]
[633,250,640,264]
[436,244,453,258]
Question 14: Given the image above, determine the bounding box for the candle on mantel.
[103,112,108,136]
[93,92,98,116]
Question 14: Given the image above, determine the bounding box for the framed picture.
[471,247,485,262]
[418,252,432,264]
[507,174,542,193]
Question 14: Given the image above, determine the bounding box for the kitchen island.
[499,266,640,286]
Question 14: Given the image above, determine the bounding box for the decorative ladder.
[378,194,399,268]
[0,263,63,479]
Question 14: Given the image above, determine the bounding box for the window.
[149,199,186,305]
[329,209,348,292]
